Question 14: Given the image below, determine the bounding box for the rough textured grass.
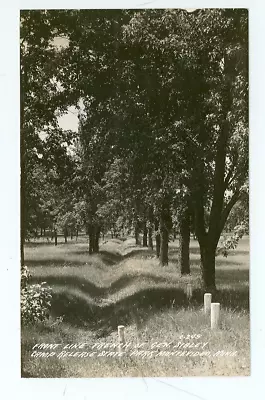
[21,236,250,377]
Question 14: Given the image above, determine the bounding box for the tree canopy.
[20,8,248,290]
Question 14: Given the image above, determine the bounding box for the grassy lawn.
[21,236,250,377]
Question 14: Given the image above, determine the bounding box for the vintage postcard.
[1,0,265,398]
[19,6,250,379]
[19,6,251,380]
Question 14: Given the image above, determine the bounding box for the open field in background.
[21,236,250,377]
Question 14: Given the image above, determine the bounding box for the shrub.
[21,265,53,325]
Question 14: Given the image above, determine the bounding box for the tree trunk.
[159,210,169,267]
[156,235,161,258]
[44,228,46,237]
[200,244,216,291]
[54,229,57,246]
[197,56,234,289]
[148,226,153,250]
[64,228,67,244]
[71,231,73,240]
[179,207,191,275]
[142,222,148,247]
[40,228,43,237]
[147,207,154,250]
[155,220,160,258]
[135,220,140,245]
[159,225,168,266]
[76,229,78,241]
[88,225,95,254]
[94,226,100,253]
[89,233,94,254]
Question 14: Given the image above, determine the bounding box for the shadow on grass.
[123,249,155,259]
[50,287,192,337]
[169,246,249,258]
[69,248,156,265]
[30,273,180,299]
[26,259,86,267]
[212,288,249,311]
[25,248,156,269]
[169,246,200,255]
[25,241,81,248]
[49,285,249,338]
[68,250,122,266]
[26,244,249,271]
[182,258,248,268]
[68,249,123,265]
[122,243,147,249]
[99,250,123,265]
[216,268,249,283]
[224,250,250,257]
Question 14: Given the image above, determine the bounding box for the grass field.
[21,236,250,377]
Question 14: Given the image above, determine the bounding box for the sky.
[57,106,79,132]
[51,37,80,133]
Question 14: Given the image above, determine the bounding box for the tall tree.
[186,9,248,290]
[20,10,78,263]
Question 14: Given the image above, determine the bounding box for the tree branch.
[219,190,241,234]
[224,154,238,189]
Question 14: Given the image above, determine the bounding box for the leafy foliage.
[21,265,52,325]
[216,223,247,257]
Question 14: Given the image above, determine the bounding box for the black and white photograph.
[20,7,250,378]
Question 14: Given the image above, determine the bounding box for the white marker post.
[204,293,212,314]
[118,325,125,354]
[186,284,193,300]
[211,303,220,329]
